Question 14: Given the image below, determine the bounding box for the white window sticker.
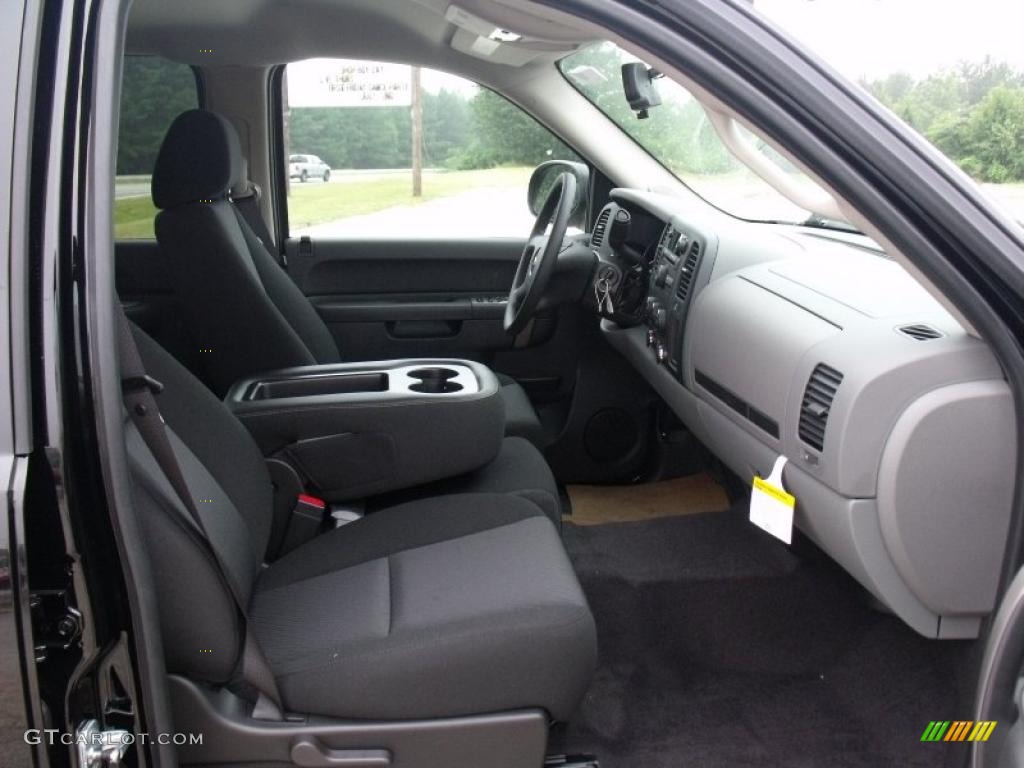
[749,455,795,544]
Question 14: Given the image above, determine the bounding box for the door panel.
[283,237,523,296]
[283,237,526,364]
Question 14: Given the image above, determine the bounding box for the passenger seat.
[150,109,545,445]
[124,319,597,723]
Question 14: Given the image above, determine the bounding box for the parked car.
[289,153,330,182]
[4,1,1024,768]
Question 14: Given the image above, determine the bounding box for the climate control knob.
[655,344,668,364]
[654,265,670,288]
[654,308,668,330]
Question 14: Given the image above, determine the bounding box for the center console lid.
[225,359,505,500]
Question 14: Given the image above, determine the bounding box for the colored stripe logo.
[921,721,997,742]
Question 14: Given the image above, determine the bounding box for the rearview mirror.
[622,62,662,119]
[527,160,589,229]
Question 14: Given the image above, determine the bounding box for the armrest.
[225,360,505,500]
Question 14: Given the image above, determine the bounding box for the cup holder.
[407,367,464,394]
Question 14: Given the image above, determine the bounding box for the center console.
[225,359,505,501]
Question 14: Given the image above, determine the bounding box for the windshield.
[560,42,828,224]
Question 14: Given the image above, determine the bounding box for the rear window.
[115,56,201,239]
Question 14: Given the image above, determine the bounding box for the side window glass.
[115,56,200,239]
[284,59,580,238]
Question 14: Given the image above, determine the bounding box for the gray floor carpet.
[553,508,974,768]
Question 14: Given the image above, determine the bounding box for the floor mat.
[566,474,729,526]
[554,509,972,768]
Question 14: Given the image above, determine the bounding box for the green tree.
[932,87,1024,182]
[290,90,480,170]
[422,89,471,166]
[865,59,1024,182]
[560,42,734,176]
[289,107,411,168]
[449,89,577,169]
[117,57,198,174]
[868,58,1024,182]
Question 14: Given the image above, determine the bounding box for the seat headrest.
[151,110,242,210]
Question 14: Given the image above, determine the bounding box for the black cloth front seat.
[126,323,596,721]
[150,109,544,445]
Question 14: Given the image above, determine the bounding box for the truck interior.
[62,0,1021,766]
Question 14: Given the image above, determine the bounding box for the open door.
[972,567,1024,765]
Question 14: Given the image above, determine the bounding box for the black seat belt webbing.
[117,311,283,719]
[232,187,286,268]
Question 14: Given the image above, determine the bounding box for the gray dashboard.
[601,188,1017,639]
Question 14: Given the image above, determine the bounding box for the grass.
[113,170,1024,239]
[114,166,532,239]
[114,195,160,239]
[286,166,530,229]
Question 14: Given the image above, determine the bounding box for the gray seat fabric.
[253,494,595,720]
[151,109,543,443]
[370,435,561,524]
[126,322,596,721]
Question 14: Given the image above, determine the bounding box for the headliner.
[126,0,595,86]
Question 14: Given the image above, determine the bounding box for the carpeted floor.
[553,507,973,768]
[566,475,730,526]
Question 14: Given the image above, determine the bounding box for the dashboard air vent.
[898,324,943,341]
[798,363,843,451]
[591,208,611,247]
[675,240,701,301]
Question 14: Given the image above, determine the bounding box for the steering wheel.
[504,172,578,336]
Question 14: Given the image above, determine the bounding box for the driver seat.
[151,109,544,445]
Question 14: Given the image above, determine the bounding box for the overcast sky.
[754,0,1024,81]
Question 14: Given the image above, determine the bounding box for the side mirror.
[527,160,589,229]
[621,62,662,119]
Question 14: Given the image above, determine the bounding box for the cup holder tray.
[243,362,480,401]
[406,367,464,394]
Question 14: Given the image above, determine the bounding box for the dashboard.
[592,188,1017,640]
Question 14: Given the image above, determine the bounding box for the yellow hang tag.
[750,456,795,544]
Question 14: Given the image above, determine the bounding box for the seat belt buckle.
[278,494,328,556]
[121,374,164,395]
[296,494,326,515]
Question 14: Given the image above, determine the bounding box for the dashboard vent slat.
[591,208,611,247]
[675,240,701,301]
[898,324,943,341]
[799,363,844,452]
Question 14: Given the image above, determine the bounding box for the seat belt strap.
[117,311,284,718]
[231,184,287,268]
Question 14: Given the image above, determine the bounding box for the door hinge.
[30,589,82,662]
[75,720,131,768]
